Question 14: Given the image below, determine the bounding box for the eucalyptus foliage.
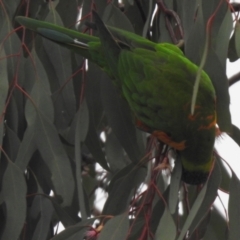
[0,0,240,239]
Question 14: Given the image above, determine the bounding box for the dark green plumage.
[16,11,216,185]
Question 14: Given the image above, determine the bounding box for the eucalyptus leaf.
[228,172,240,240]
[1,161,27,240]
[155,208,177,240]
[98,213,129,240]
[0,1,237,239]
[0,48,9,147]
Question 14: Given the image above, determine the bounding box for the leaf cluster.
[0,0,240,239]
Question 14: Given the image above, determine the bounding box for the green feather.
[16,12,216,185]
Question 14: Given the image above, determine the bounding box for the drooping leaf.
[30,196,54,240]
[178,160,221,240]
[229,124,240,147]
[169,155,182,214]
[25,80,75,206]
[0,48,9,147]
[228,172,240,240]
[214,5,232,69]
[103,163,147,215]
[155,208,177,240]
[204,50,231,133]
[101,74,144,163]
[228,20,240,62]
[188,160,221,236]
[98,213,129,240]
[105,130,129,173]
[85,115,110,171]
[15,125,36,171]
[203,207,228,240]
[75,100,90,220]
[103,3,134,32]
[180,0,198,42]
[51,219,95,240]
[1,161,27,240]
[3,126,20,161]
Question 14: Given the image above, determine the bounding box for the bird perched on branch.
[16,10,216,185]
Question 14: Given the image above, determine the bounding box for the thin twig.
[229,71,240,87]
[156,0,184,44]
[231,3,240,12]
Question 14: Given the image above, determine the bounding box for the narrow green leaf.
[51,219,95,240]
[178,161,221,240]
[169,156,182,214]
[15,125,36,171]
[3,30,22,83]
[98,214,129,240]
[158,0,174,43]
[229,124,240,147]
[43,11,76,130]
[228,172,240,240]
[75,100,89,220]
[0,48,9,147]
[155,208,177,240]
[203,207,228,240]
[127,0,134,5]
[150,187,170,234]
[123,0,145,35]
[86,63,104,127]
[24,78,74,206]
[28,151,52,195]
[85,116,110,171]
[142,0,154,38]
[204,50,231,132]
[234,21,240,58]
[78,0,93,30]
[103,3,134,32]
[62,100,89,144]
[105,131,129,173]
[228,20,240,62]
[215,6,233,69]
[188,160,221,235]
[181,0,198,41]
[127,217,145,240]
[217,154,231,192]
[56,0,82,27]
[35,112,75,206]
[5,95,19,134]
[190,212,211,239]
[185,2,205,64]
[31,196,54,240]
[2,0,19,19]
[103,164,147,215]
[101,75,144,163]
[177,185,208,240]
[51,198,79,227]
[4,126,20,161]
[191,11,210,115]
[1,161,27,240]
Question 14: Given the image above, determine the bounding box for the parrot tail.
[16,16,99,61]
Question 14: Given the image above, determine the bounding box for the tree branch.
[229,71,240,87]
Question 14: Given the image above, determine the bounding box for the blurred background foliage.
[0,0,240,239]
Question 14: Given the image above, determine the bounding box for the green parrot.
[16,11,216,185]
